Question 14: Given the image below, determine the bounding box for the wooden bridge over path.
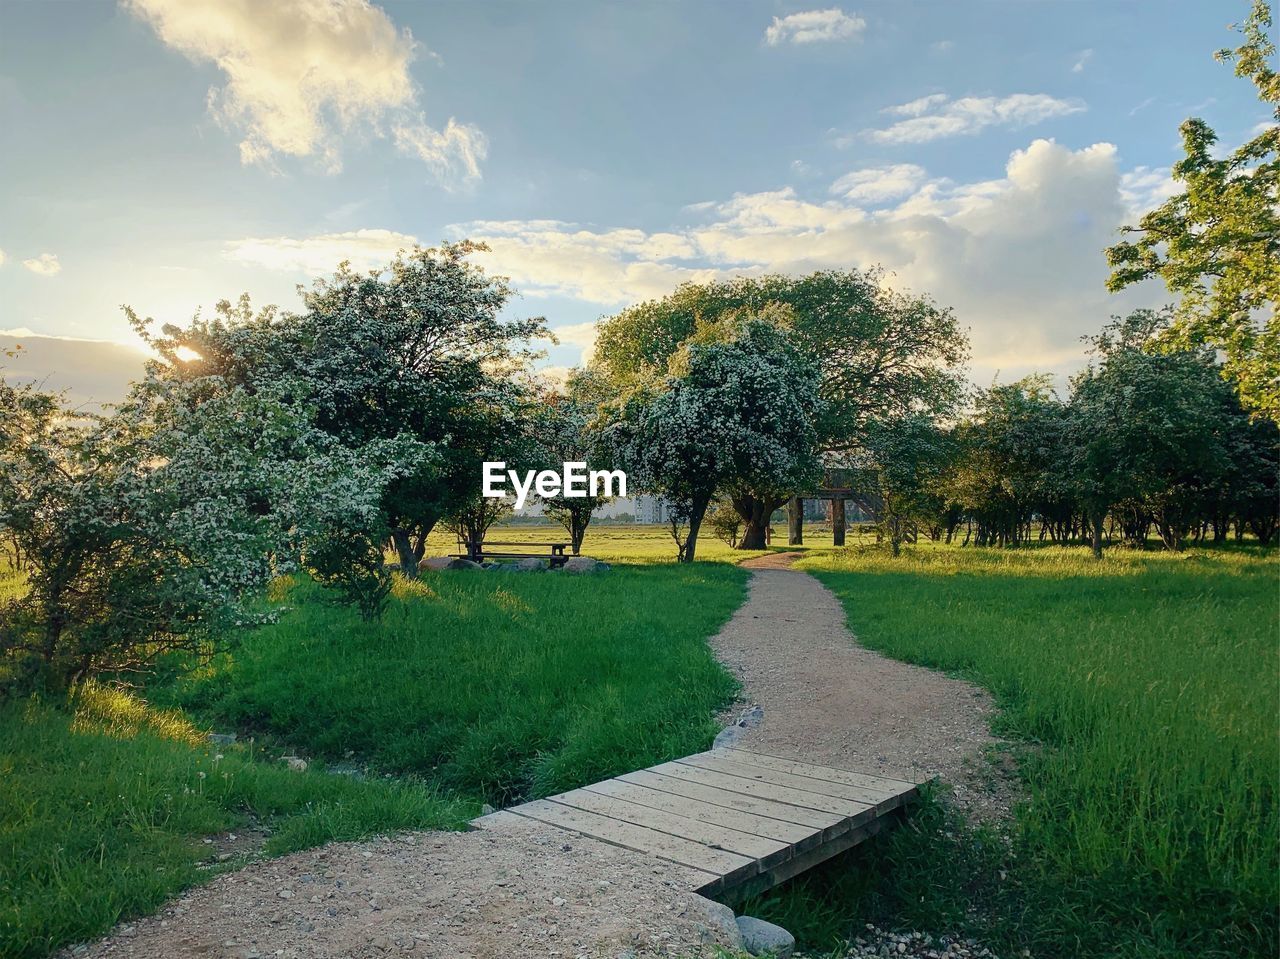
[473,746,919,903]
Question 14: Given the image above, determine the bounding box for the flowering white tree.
[0,374,418,690]
[129,241,548,576]
[609,309,824,561]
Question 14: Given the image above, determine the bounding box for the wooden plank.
[505,798,753,885]
[469,809,529,832]
[708,814,896,903]
[585,778,820,847]
[678,753,907,810]
[547,789,791,867]
[648,759,876,820]
[617,769,846,832]
[720,748,920,789]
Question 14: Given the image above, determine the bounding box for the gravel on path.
[717,553,1011,822]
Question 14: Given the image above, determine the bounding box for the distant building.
[632,494,668,524]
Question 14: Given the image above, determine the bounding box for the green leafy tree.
[534,379,611,555]
[592,272,966,543]
[608,310,823,561]
[859,414,954,556]
[1068,315,1237,555]
[1105,0,1279,420]
[131,242,547,576]
[0,376,411,689]
[950,376,1070,547]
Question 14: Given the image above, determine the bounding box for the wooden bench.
[452,541,570,567]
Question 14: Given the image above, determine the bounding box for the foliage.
[0,376,411,691]
[156,565,744,806]
[858,414,955,555]
[1068,314,1242,553]
[0,686,470,959]
[1105,1,1279,420]
[532,378,610,555]
[707,500,744,548]
[592,270,969,450]
[130,242,547,576]
[606,309,824,561]
[947,376,1070,547]
[796,543,1278,959]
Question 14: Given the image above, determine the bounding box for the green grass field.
[0,530,751,957]
[774,543,1279,959]
[158,561,747,804]
[0,685,472,959]
[2,524,1276,959]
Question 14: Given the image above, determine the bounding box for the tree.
[534,377,611,555]
[592,272,965,545]
[593,271,968,450]
[1068,315,1236,555]
[0,375,412,690]
[949,377,1069,547]
[130,241,547,576]
[607,310,824,562]
[859,414,954,556]
[1105,0,1279,421]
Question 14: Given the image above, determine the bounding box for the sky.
[0,0,1273,404]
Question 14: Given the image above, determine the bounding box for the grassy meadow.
[758,542,1278,959]
[2,523,1276,959]
[0,529,752,957]
[159,562,747,804]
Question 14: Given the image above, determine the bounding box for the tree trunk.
[787,496,804,546]
[679,496,712,562]
[1090,513,1104,560]
[889,514,902,557]
[391,528,418,577]
[570,505,591,555]
[832,497,846,547]
[734,494,784,550]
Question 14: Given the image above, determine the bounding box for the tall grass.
[793,543,1278,958]
[0,685,471,959]
[162,562,746,804]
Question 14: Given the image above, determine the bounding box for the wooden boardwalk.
[472,747,919,901]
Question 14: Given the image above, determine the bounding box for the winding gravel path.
[67,553,1006,959]
[715,553,1007,820]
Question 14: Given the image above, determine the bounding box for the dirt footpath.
[716,553,1008,820]
[68,551,1008,959]
[67,816,741,959]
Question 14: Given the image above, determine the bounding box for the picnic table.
[452,540,571,567]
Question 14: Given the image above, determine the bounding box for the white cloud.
[392,116,487,184]
[22,253,60,276]
[1071,49,1093,73]
[224,228,418,273]
[124,0,484,181]
[930,40,954,53]
[865,93,1086,145]
[883,93,949,118]
[764,8,866,46]
[551,321,602,358]
[0,249,6,267]
[449,139,1164,384]
[452,220,716,305]
[830,164,928,203]
[1249,120,1278,137]
[1119,166,1178,218]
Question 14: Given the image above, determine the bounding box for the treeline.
[846,317,1279,556]
[582,283,1277,561]
[1,250,1275,693]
